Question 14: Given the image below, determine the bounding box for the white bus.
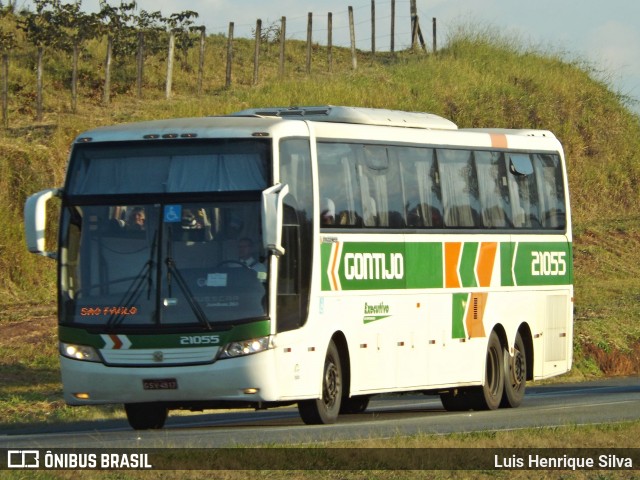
[25,106,573,429]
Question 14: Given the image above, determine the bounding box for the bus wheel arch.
[297,333,348,424]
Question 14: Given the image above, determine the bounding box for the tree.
[165,10,199,67]
[55,2,101,112]
[97,1,139,103]
[18,0,64,121]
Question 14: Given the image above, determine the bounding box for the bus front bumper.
[60,350,280,406]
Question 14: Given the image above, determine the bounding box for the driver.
[237,237,266,275]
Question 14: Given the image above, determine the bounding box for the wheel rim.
[323,357,340,409]
[510,348,525,389]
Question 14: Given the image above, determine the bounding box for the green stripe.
[460,242,479,288]
[500,242,515,287]
[404,242,443,288]
[452,293,467,339]
[320,240,572,291]
[320,242,333,291]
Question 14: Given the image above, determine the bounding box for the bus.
[24,106,573,429]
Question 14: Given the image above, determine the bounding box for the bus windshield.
[59,138,272,330]
[60,201,268,329]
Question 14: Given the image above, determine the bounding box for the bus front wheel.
[298,340,342,424]
[124,403,168,430]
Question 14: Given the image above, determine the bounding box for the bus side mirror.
[261,183,289,257]
[24,188,60,259]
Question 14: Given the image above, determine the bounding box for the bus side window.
[533,153,566,230]
[438,149,482,228]
[398,147,443,228]
[476,151,512,228]
[507,154,541,229]
[317,143,362,228]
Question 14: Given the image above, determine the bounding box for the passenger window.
[397,147,443,228]
[438,149,481,228]
[533,154,566,229]
[317,143,362,227]
[507,154,541,228]
[475,151,512,228]
[359,145,405,228]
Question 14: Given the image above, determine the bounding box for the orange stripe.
[466,293,487,338]
[490,133,508,149]
[110,334,122,349]
[330,242,340,291]
[476,242,498,287]
[444,242,461,288]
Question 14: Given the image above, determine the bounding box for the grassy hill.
[1,21,640,383]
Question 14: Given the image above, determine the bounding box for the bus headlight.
[60,342,101,362]
[219,336,271,359]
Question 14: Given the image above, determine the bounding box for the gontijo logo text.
[344,252,404,280]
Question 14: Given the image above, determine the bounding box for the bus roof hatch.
[229,105,458,131]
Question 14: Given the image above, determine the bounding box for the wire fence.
[1,0,438,127]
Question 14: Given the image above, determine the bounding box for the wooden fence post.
[226,22,234,88]
[103,36,112,105]
[253,19,261,85]
[136,32,144,99]
[390,0,395,53]
[36,46,43,121]
[410,0,418,50]
[198,28,205,95]
[349,6,357,70]
[279,16,286,77]
[71,43,79,113]
[432,17,437,54]
[327,12,333,72]
[306,12,312,74]
[165,31,175,99]
[2,53,8,128]
[371,0,375,56]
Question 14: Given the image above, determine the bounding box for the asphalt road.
[1,377,639,449]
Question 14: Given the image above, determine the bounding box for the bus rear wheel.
[124,403,168,430]
[439,330,505,411]
[473,330,505,410]
[298,341,342,424]
[501,332,526,408]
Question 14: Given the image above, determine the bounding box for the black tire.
[124,403,168,430]
[298,341,342,424]
[439,330,504,411]
[475,330,505,410]
[340,395,370,414]
[501,332,527,408]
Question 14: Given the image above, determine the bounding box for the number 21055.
[531,251,567,276]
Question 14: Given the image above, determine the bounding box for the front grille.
[100,346,218,366]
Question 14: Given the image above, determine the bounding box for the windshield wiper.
[164,227,212,331]
[106,229,158,330]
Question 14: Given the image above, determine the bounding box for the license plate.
[142,378,178,390]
